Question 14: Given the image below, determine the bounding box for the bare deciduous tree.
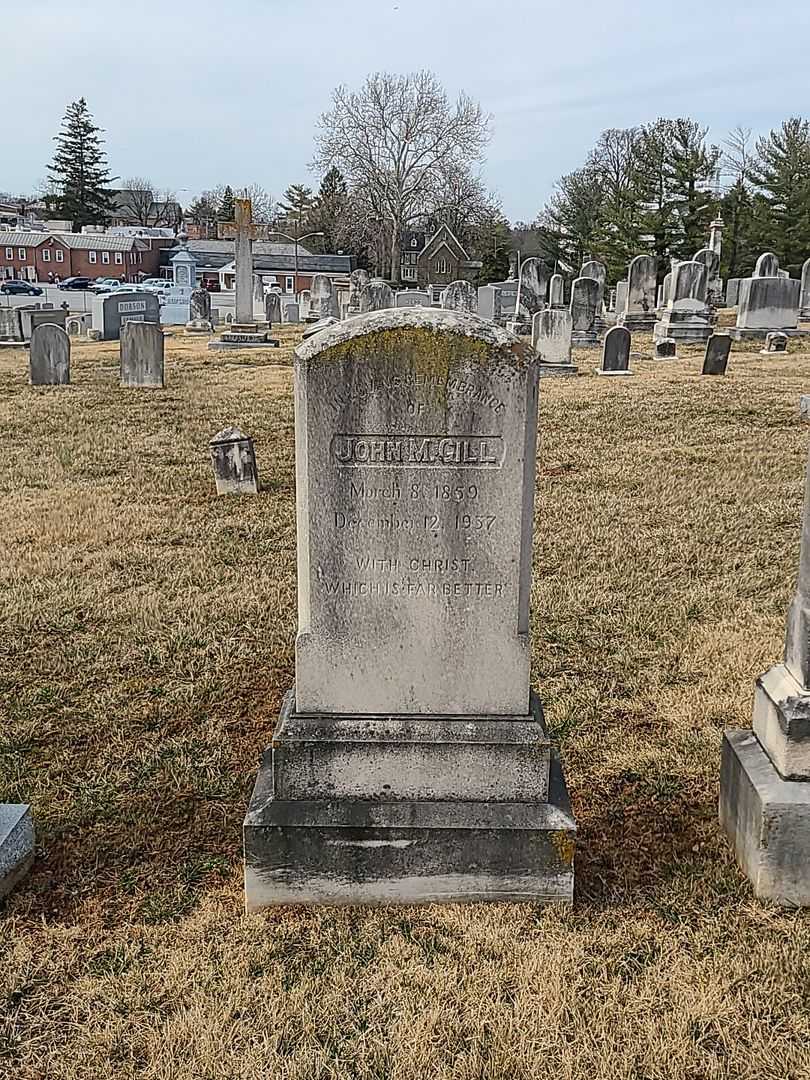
[313,71,491,281]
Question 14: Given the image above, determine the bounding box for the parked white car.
[140,278,173,293]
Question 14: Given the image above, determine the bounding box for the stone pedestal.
[208,323,279,350]
[654,309,713,344]
[0,804,34,899]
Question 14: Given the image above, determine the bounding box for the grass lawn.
[1,322,810,1079]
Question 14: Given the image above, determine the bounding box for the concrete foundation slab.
[0,804,34,899]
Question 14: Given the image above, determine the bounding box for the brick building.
[0,231,173,283]
[161,238,355,293]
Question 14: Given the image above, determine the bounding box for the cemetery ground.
[2,323,810,1080]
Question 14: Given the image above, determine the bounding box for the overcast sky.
[6,0,809,222]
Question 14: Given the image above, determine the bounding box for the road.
[0,283,238,315]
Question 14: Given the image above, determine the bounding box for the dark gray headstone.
[598,325,632,374]
[311,275,339,319]
[570,277,600,332]
[360,280,394,313]
[92,291,160,341]
[190,288,212,322]
[655,338,677,359]
[29,323,70,385]
[120,322,165,387]
[265,291,282,324]
[703,333,732,375]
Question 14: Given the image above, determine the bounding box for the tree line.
[533,117,810,283]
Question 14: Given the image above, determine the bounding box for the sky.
[5,0,810,222]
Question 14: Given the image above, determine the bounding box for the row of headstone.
[653,261,713,343]
[28,321,165,388]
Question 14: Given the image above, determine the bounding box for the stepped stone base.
[654,313,713,344]
[619,314,657,332]
[538,362,578,378]
[243,689,575,909]
[571,331,600,349]
[720,730,810,906]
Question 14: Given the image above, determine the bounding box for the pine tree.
[309,167,347,251]
[279,184,316,234]
[663,119,720,259]
[217,185,235,222]
[749,119,810,275]
[46,98,117,231]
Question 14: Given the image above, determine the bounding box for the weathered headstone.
[800,258,810,319]
[209,427,259,495]
[734,277,802,339]
[348,269,370,314]
[694,247,722,305]
[596,325,633,375]
[763,332,788,354]
[615,280,629,318]
[515,257,549,324]
[20,307,68,340]
[360,279,394,313]
[655,338,677,359]
[569,276,600,346]
[726,278,742,307]
[801,395,810,420]
[660,271,673,310]
[754,252,780,278]
[621,255,657,329]
[282,301,301,324]
[218,197,274,324]
[549,274,565,308]
[702,333,732,375]
[243,308,576,908]
[0,804,34,899]
[720,440,810,904]
[190,288,212,323]
[91,291,160,341]
[66,316,83,337]
[580,259,607,307]
[120,322,165,388]
[159,284,193,326]
[29,323,70,385]
[442,280,478,314]
[0,307,23,342]
[395,290,431,308]
[265,291,282,324]
[654,261,712,343]
[478,285,503,322]
[532,308,576,376]
[310,275,339,320]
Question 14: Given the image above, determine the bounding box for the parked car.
[88,277,121,293]
[0,280,44,295]
[139,278,173,292]
[59,277,94,290]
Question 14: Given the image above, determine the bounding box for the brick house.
[0,230,172,282]
[400,224,482,287]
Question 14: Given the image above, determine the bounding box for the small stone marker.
[720,439,810,904]
[702,333,732,375]
[0,804,34,899]
[800,395,810,419]
[243,307,575,909]
[532,308,576,376]
[763,332,788,354]
[359,279,394,313]
[655,338,677,359]
[596,325,633,375]
[478,285,503,322]
[441,280,478,313]
[29,323,70,386]
[209,427,259,495]
[120,322,165,388]
[265,291,282,324]
[66,316,83,337]
[282,302,300,324]
[395,290,431,308]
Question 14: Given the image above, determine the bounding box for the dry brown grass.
[2,324,810,1079]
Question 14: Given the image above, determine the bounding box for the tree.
[720,127,755,277]
[46,98,117,231]
[314,70,491,281]
[186,190,220,236]
[242,183,275,224]
[115,177,179,228]
[308,167,348,251]
[662,119,720,259]
[278,184,316,233]
[749,118,810,274]
[218,185,235,222]
[590,126,645,279]
[535,164,605,273]
[476,212,511,283]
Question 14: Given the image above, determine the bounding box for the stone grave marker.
[265,291,282,324]
[800,258,810,319]
[570,277,600,346]
[395,290,431,308]
[120,322,165,388]
[243,307,576,908]
[0,308,23,342]
[734,277,802,340]
[218,197,274,323]
[29,323,70,385]
[694,247,722,304]
[655,338,677,359]
[348,269,370,314]
[0,804,34,899]
[442,280,478,314]
[515,257,549,328]
[311,275,339,320]
[360,279,394,313]
[20,307,68,340]
[91,291,160,341]
[189,288,212,324]
[580,259,607,306]
[726,278,742,307]
[763,332,788,354]
[654,261,712,344]
[209,426,259,495]
[532,308,576,376]
[754,252,779,277]
[478,285,503,321]
[549,274,565,308]
[282,301,300,324]
[621,255,657,329]
[615,280,629,317]
[596,325,633,375]
[702,333,732,375]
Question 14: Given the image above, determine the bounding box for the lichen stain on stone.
[550,830,576,865]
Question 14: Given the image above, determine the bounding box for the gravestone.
[209,197,277,348]
[243,307,576,909]
[733,277,803,340]
[348,269,370,314]
[549,274,565,308]
[265,291,282,324]
[360,279,394,313]
[620,255,657,329]
[801,258,810,319]
[442,280,478,314]
[754,252,779,277]
[29,324,70,385]
[311,275,340,320]
[720,440,810,904]
[655,338,677,359]
[660,271,673,310]
[654,261,712,343]
[569,276,600,346]
[615,280,629,318]
[282,301,301,324]
[0,308,23,342]
[485,279,518,319]
[120,322,165,388]
[596,325,633,375]
[580,259,607,307]
[92,291,160,341]
[298,290,311,320]
[66,316,83,337]
[532,308,576,376]
[186,288,213,333]
[694,247,722,305]
[702,333,732,375]
[0,804,34,899]
[478,285,503,322]
[515,257,549,327]
[170,234,197,288]
[209,427,259,495]
[20,307,68,340]
[160,285,193,326]
[395,290,431,308]
[763,332,788,354]
[726,278,742,307]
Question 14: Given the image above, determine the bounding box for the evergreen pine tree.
[46,98,117,231]
[749,119,810,275]
[218,185,235,222]
[279,184,316,234]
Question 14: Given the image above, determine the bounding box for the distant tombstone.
[736,277,800,332]
[549,274,565,308]
[694,247,722,303]
[764,332,789,354]
[160,285,193,325]
[348,269,370,314]
[754,252,780,278]
[265,291,282,324]
[0,804,34,899]
[120,322,165,388]
[209,426,259,495]
[597,325,633,375]
[569,276,600,344]
[253,275,265,309]
[395,290,430,308]
[478,285,502,322]
[622,255,657,327]
[360,279,394,312]
[615,280,629,316]
[487,279,518,317]
[91,291,160,341]
[0,308,23,341]
[801,258,810,318]
[298,290,311,319]
[225,312,234,325]
[20,307,68,339]
[532,308,575,375]
[190,289,212,323]
[170,240,197,288]
[282,302,300,324]
[66,317,83,337]
[655,338,677,359]
[29,324,70,386]
[702,333,732,375]
[516,257,549,320]
[580,259,607,305]
[311,275,339,320]
[661,272,673,308]
[654,261,712,344]
[441,280,478,313]
[726,278,742,307]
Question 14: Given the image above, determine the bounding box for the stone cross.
[218,197,274,324]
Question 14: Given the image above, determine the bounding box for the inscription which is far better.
[331,434,504,469]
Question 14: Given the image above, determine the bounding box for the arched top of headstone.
[754,252,779,277]
[442,280,478,313]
